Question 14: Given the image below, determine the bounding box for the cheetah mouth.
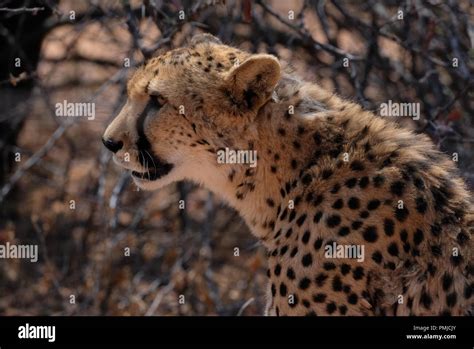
[131,162,173,181]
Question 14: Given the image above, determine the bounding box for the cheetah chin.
[103,33,474,316]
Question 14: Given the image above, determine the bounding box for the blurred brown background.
[0,0,472,315]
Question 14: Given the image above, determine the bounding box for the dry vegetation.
[0,0,472,315]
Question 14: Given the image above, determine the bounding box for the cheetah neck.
[190,81,353,248]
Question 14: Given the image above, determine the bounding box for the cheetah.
[102,33,473,316]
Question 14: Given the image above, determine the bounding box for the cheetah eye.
[149,94,167,109]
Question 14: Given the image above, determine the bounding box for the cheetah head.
[102,33,281,190]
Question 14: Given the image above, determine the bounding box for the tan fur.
[103,34,473,316]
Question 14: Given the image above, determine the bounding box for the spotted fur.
[103,34,474,316]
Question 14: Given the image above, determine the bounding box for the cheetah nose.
[102,138,123,153]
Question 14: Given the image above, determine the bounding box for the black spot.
[415,197,428,214]
[269,220,275,230]
[395,207,409,222]
[385,262,396,270]
[352,266,365,280]
[277,128,286,136]
[431,184,453,210]
[302,253,313,267]
[404,260,413,269]
[345,178,357,188]
[387,242,399,257]
[293,141,301,149]
[400,229,408,242]
[313,194,324,207]
[414,177,425,189]
[457,231,469,245]
[348,197,360,210]
[274,264,281,276]
[285,228,293,238]
[302,299,311,308]
[421,292,432,309]
[280,245,288,256]
[266,198,275,207]
[390,181,405,196]
[313,293,326,303]
[326,302,337,314]
[294,194,301,205]
[288,210,296,223]
[340,264,351,275]
[427,263,437,276]
[348,293,358,304]
[330,183,341,194]
[363,226,378,242]
[313,132,322,145]
[272,229,280,239]
[431,224,441,237]
[360,211,370,219]
[326,215,341,228]
[287,268,296,280]
[322,169,333,180]
[290,247,298,258]
[314,238,323,250]
[373,175,385,187]
[442,274,453,291]
[291,159,298,169]
[313,211,323,223]
[431,245,442,257]
[351,221,363,230]
[279,283,287,297]
[446,293,457,307]
[350,160,365,171]
[464,284,473,299]
[279,208,288,221]
[296,214,307,227]
[332,199,344,209]
[367,199,381,210]
[339,305,348,315]
[302,173,312,185]
[383,219,395,236]
[271,283,276,297]
[299,277,311,290]
[315,273,328,286]
[323,262,336,271]
[338,226,350,237]
[359,176,369,188]
[413,229,424,245]
[332,276,343,292]
[372,251,383,264]
[302,230,311,244]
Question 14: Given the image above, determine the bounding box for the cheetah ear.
[224,54,281,112]
[190,33,222,46]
